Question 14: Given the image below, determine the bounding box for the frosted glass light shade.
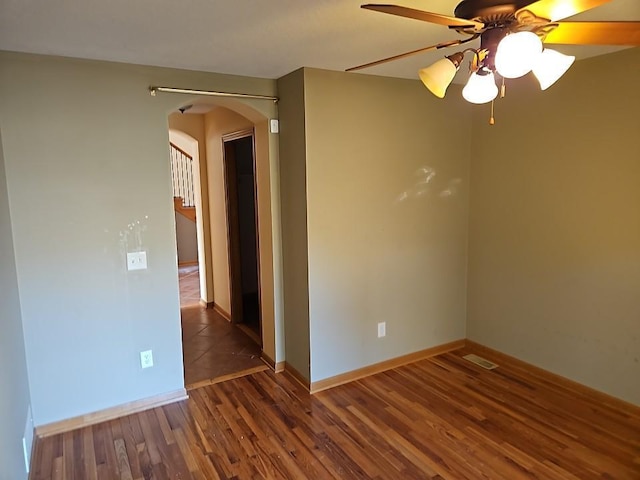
[462,72,498,104]
[495,31,543,79]
[419,58,458,98]
[533,49,575,90]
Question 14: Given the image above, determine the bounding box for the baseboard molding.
[464,340,640,412]
[261,353,285,373]
[35,388,188,438]
[199,300,215,309]
[213,303,231,321]
[284,362,311,390]
[310,339,466,394]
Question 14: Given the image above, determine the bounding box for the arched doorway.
[168,129,208,307]
[165,98,282,388]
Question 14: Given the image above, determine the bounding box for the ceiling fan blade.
[346,37,478,72]
[544,22,640,45]
[362,4,484,29]
[516,0,611,22]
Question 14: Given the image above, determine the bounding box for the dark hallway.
[225,135,261,339]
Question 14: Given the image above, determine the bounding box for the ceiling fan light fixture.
[418,52,465,98]
[462,70,499,104]
[495,31,543,79]
[533,49,576,90]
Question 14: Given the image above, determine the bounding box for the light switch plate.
[127,251,147,271]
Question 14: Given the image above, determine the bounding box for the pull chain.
[489,76,505,124]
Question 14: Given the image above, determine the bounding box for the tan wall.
[0,128,32,480]
[204,107,277,361]
[467,48,640,405]
[302,68,472,382]
[254,120,277,362]
[174,212,198,263]
[276,69,311,379]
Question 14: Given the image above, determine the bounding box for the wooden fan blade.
[544,22,640,45]
[346,38,475,72]
[517,0,611,22]
[362,4,483,29]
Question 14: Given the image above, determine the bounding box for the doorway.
[170,140,202,308]
[169,120,265,390]
[223,130,262,346]
[168,106,278,389]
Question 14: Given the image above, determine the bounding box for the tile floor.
[178,265,263,387]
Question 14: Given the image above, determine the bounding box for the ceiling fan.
[348,0,640,118]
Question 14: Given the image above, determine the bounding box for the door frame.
[222,128,262,343]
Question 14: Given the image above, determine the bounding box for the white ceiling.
[1,0,638,84]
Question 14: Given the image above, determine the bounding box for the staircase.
[174,197,196,222]
[170,142,196,221]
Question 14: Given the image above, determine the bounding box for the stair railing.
[169,142,195,208]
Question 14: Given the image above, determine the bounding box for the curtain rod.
[149,86,278,103]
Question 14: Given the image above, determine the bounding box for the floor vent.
[463,354,498,370]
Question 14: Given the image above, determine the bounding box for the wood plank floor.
[30,347,640,479]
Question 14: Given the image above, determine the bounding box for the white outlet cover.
[140,350,154,368]
[378,322,386,338]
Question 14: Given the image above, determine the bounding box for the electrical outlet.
[377,322,386,338]
[140,350,154,369]
[127,251,148,271]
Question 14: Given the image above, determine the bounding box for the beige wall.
[174,212,198,264]
[254,119,278,362]
[276,69,312,379]
[287,68,472,382]
[0,51,281,425]
[0,128,32,480]
[467,48,640,405]
[204,107,277,361]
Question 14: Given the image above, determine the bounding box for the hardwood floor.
[30,346,640,479]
